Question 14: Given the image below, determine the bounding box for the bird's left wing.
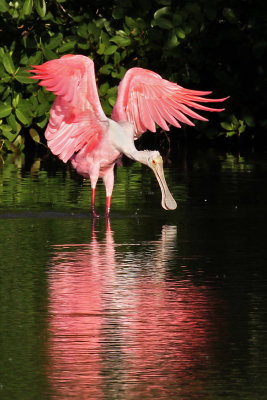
[29,55,108,162]
[111,67,228,136]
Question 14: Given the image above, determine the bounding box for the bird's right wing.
[111,67,228,136]
[30,55,108,162]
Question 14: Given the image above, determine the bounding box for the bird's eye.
[152,160,156,164]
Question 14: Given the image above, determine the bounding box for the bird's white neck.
[108,119,152,166]
[126,149,151,166]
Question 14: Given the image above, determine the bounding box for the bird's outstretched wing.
[111,67,229,135]
[30,55,108,162]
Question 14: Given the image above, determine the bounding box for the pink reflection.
[47,222,226,399]
[119,281,223,399]
[48,221,116,399]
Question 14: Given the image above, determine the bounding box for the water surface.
[0,150,267,399]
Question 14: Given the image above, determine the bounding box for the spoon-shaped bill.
[151,162,177,210]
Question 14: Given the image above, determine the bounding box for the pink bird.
[30,54,228,216]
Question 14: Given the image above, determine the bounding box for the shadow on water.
[1,149,267,399]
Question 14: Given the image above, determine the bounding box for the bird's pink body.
[30,54,228,216]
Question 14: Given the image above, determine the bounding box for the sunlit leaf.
[176,28,186,39]
[154,7,171,20]
[2,53,15,74]
[99,64,113,75]
[15,68,33,84]
[12,93,20,108]
[58,41,76,53]
[110,35,131,47]
[7,113,17,131]
[0,124,12,132]
[36,115,48,128]
[108,96,116,106]
[23,0,33,16]
[104,45,118,55]
[97,42,105,55]
[0,103,12,118]
[15,108,31,125]
[1,130,17,142]
[34,0,46,18]
[226,131,236,137]
[167,30,179,48]
[220,122,233,131]
[107,86,118,97]
[0,0,9,12]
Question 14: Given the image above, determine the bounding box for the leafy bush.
[0,0,266,154]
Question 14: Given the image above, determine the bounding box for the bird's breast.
[70,137,121,179]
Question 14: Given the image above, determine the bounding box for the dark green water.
[0,150,267,399]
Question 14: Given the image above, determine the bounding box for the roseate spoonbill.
[30,54,228,216]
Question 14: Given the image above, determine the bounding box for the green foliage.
[220,115,246,138]
[0,0,266,153]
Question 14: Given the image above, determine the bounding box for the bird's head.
[146,150,162,166]
[146,151,177,211]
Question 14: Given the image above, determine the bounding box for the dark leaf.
[29,128,41,143]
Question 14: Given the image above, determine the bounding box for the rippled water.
[0,150,267,399]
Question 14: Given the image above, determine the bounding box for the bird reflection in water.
[47,222,226,400]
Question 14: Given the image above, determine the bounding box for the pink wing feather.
[112,67,229,135]
[29,55,108,162]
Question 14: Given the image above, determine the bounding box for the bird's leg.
[105,196,112,217]
[103,167,114,217]
[91,188,97,217]
[89,166,100,218]
[91,187,99,218]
